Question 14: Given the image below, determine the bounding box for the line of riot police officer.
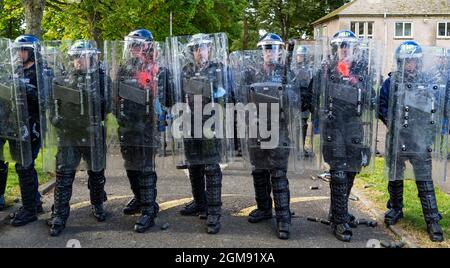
[168,33,228,235]
[105,29,167,233]
[43,40,109,236]
[314,30,380,242]
[379,41,448,242]
[230,33,298,239]
[1,29,448,243]
[0,35,44,226]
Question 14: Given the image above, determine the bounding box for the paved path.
[0,156,397,248]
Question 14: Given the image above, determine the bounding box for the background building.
[312,0,450,76]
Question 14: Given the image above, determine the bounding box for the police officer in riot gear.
[290,45,314,157]
[318,30,377,242]
[241,33,293,240]
[177,33,225,235]
[0,35,44,224]
[47,40,109,237]
[379,41,445,242]
[113,29,169,233]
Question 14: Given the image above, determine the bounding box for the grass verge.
[356,157,450,248]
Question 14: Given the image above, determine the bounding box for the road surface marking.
[232,196,330,217]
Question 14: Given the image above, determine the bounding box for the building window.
[395,22,413,38]
[367,22,373,38]
[321,26,328,38]
[437,22,450,38]
[350,21,374,39]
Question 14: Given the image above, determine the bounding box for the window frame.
[394,22,413,38]
[437,22,450,38]
[350,21,375,39]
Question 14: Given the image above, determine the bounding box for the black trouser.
[388,180,441,223]
[0,120,42,212]
[52,144,106,221]
[389,151,432,181]
[188,164,222,216]
[322,116,366,225]
[387,153,441,223]
[121,142,159,216]
[248,142,291,224]
[252,168,291,223]
[328,170,358,224]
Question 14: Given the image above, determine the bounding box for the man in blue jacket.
[378,41,446,242]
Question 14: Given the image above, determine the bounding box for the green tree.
[251,0,350,42]
[239,0,260,50]
[191,0,246,50]
[22,0,45,37]
[0,0,24,38]
[2,0,351,50]
[42,0,245,51]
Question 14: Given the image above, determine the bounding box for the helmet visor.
[192,43,211,65]
[334,40,358,61]
[262,44,284,64]
[124,38,155,61]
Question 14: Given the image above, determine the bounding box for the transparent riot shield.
[0,38,33,167]
[104,39,166,172]
[439,47,450,192]
[166,33,232,168]
[386,46,450,184]
[40,40,106,173]
[288,42,320,170]
[315,37,381,174]
[227,51,247,170]
[229,50,302,173]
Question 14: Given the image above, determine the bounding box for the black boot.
[123,198,141,215]
[123,170,142,215]
[330,173,357,224]
[88,170,107,222]
[10,164,37,227]
[181,165,207,216]
[330,170,352,242]
[31,168,43,213]
[0,161,8,211]
[49,216,67,237]
[36,200,44,214]
[49,170,75,237]
[248,169,273,223]
[417,181,444,242]
[134,172,158,233]
[135,207,157,233]
[205,164,222,234]
[427,222,444,243]
[91,204,106,222]
[271,170,291,240]
[385,180,404,226]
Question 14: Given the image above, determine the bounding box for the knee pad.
[416,181,435,194]
[189,165,205,177]
[56,170,76,188]
[140,172,157,188]
[15,163,35,178]
[270,169,287,179]
[205,164,221,177]
[330,170,347,184]
[252,169,270,185]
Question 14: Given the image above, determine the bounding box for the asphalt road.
[0,156,397,248]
